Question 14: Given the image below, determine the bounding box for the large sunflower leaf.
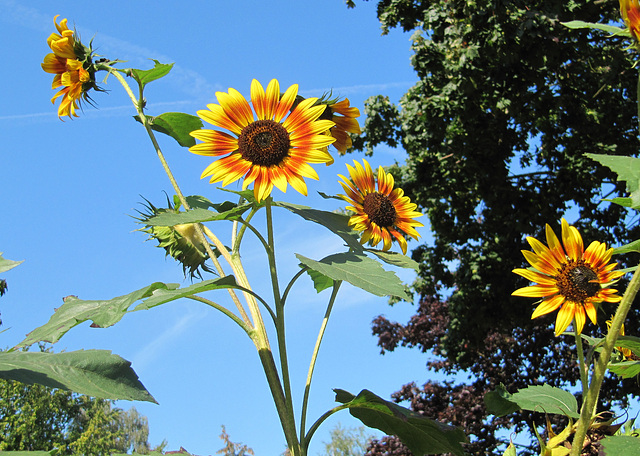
[0,252,23,273]
[600,435,640,456]
[0,350,155,403]
[334,389,467,456]
[484,384,521,417]
[485,384,579,418]
[366,248,420,270]
[135,112,203,148]
[274,202,363,251]
[17,277,241,348]
[302,267,334,293]
[296,252,409,300]
[587,154,640,210]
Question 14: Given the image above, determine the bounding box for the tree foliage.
[346,0,640,454]
[321,424,374,456]
[0,378,158,454]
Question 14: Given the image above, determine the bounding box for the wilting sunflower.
[512,218,624,336]
[189,79,336,202]
[41,15,95,119]
[338,159,423,254]
[320,98,361,154]
[621,0,640,42]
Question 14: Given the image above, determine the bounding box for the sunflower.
[41,15,95,119]
[338,159,423,254]
[512,218,624,336]
[320,98,361,154]
[621,0,640,42]
[606,318,634,360]
[189,79,336,202]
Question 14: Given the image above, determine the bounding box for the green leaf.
[17,277,243,347]
[502,442,517,456]
[614,239,640,255]
[128,60,174,88]
[139,112,203,148]
[296,252,410,300]
[600,435,640,456]
[608,360,640,379]
[561,21,630,36]
[510,384,580,418]
[145,205,252,226]
[484,384,520,417]
[334,389,468,456]
[0,350,156,403]
[366,248,420,271]
[303,267,334,293]
[0,452,57,456]
[274,202,363,251]
[587,154,640,210]
[0,252,23,273]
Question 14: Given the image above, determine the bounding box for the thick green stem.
[570,264,640,456]
[300,281,342,448]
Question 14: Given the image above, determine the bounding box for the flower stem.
[300,281,342,448]
[574,323,588,400]
[570,263,640,455]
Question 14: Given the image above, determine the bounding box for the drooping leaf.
[296,252,409,300]
[302,266,334,293]
[484,384,520,417]
[366,248,420,271]
[510,384,580,418]
[0,252,23,273]
[0,350,156,402]
[334,389,468,456]
[561,21,630,36]
[274,202,363,251]
[587,154,640,210]
[17,277,244,347]
[127,60,174,88]
[136,112,203,148]
[600,435,640,456]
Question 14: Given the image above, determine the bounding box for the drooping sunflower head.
[621,0,640,42]
[135,196,215,279]
[512,218,625,336]
[41,15,99,119]
[338,159,423,255]
[316,95,362,154]
[189,79,336,202]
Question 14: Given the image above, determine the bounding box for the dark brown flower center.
[556,261,600,303]
[363,192,397,227]
[238,120,290,166]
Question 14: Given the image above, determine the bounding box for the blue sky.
[0,1,435,454]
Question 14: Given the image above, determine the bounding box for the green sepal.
[0,349,156,403]
[127,59,174,88]
[135,112,203,147]
[587,154,640,210]
[334,389,468,456]
[296,252,410,300]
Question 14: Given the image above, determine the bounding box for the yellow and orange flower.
[621,0,640,42]
[323,98,361,154]
[512,219,624,336]
[189,79,336,202]
[338,159,423,254]
[41,15,93,119]
[606,318,634,360]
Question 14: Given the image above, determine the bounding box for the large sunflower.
[41,15,93,119]
[621,0,640,43]
[189,79,336,202]
[512,218,624,336]
[338,159,423,254]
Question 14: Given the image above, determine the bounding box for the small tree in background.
[322,424,374,456]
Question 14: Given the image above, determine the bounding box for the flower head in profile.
[41,15,97,119]
[319,97,361,154]
[620,0,640,42]
[189,79,336,202]
[338,159,423,254]
[606,318,634,360]
[512,219,624,336]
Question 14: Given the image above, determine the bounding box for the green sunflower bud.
[135,196,216,279]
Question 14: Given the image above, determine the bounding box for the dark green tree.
[345,0,640,454]
[0,378,158,454]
